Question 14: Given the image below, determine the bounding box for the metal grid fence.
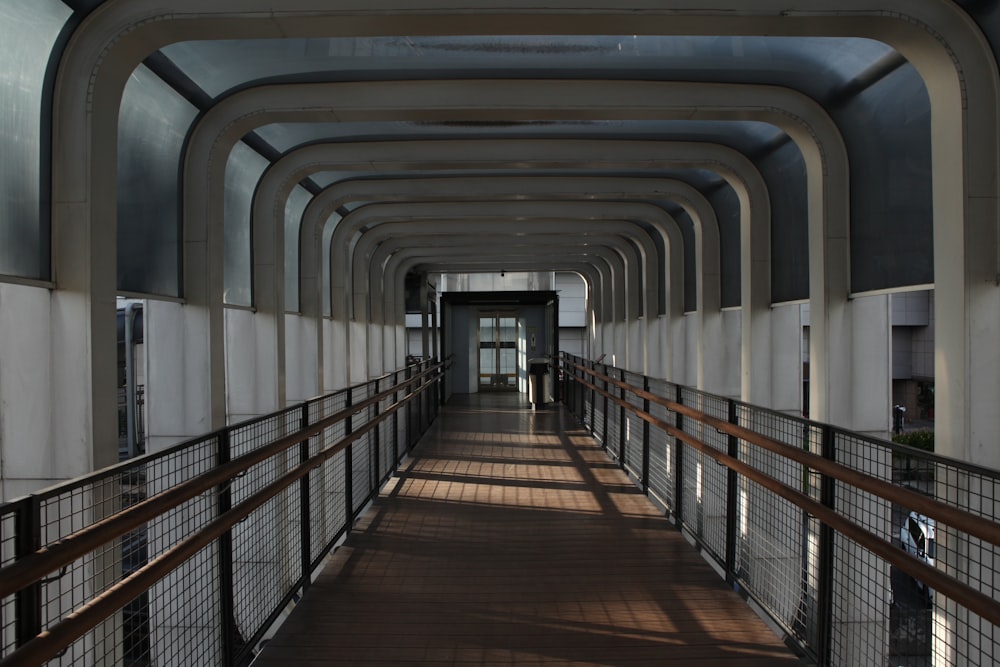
[560,353,1000,666]
[0,361,442,667]
[623,371,645,482]
[646,378,674,511]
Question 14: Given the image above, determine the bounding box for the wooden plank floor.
[253,393,804,665]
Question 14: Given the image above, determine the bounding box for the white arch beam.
[48,0,999,477]
[340,202,664,320]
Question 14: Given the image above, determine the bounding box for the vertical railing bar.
[601,364,609,450]
[392,372,400,471]
[344,389,354,528]
[435,356,442,412]
[372,379,381,489]
[588,359,596,434]
[725,399,739,587]
[298,404,312,596]
[642,375,651,494]
[404,364,413,451]
[215,429,237,667]
[618,369,627,469]
[572,356,579,417]
[417,362,426,436]
[14,496,42,649]
[817,424,836,667]
[674,384,685,524]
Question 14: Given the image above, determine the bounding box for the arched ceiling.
[8,1,999,314]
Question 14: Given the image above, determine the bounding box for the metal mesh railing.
[559,352,1000,666]
[646,378,674,511]
[0,360,443,667]
[623,371,645,481]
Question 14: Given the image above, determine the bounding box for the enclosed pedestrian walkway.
[6,5,1000,665]
[253,393,802,665]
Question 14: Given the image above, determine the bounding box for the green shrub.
[892,429,934,452]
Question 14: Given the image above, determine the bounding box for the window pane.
[0,0,70,279]
[224,142,269,306]
[117,65,197,296]
[322,212,340,317]
[284,185,312,311]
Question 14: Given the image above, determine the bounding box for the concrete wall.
[560,329,586,358]
[0,283,57,501]
[447,305,479,394]
[285,313,318,403]
[556,272,587,327]
[225,307,278,424]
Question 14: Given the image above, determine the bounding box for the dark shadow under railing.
[0,359,444,667]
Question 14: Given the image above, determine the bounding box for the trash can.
[528,358,550,408]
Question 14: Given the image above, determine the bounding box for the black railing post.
[817,424,837,666]
[419,361,426,431]
[403,364,412,450]
[418,361,427,435]
[725,399,740,587]
[14,496,42,650]
[392,371,400,471]
[618,369,627,468]
[674,384,684,522]
[642,376,651,494]
[434,358,442,412]
[567,356,575,415]
[215,429,237,667]
[588,360,596,433]
[577,359,585,422]
[372,379,381,488]
[601,365,609,449]
[299,404,312,592]
[345,389,354,526]
[571,357,579,416]
[559,355,567,408]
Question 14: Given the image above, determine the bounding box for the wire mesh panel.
[734,406,823,653]
[133,439,221,667]
[646,378,674,512]
[844,433,1000,667]
[231,481,301,655]
[308,447,347,568]
[606,390,621,463]
[378,384,395,484]
[309,391,349,565]
[930,461,1000,666]
[829,429,895,666]
[678,388,729,563]
[567,356,585,423]
[581,363,595,431]
[227,408,303,662]
[591,367,606,446]
[24,435,221,666]
[623,371,645,481]
[1,507,16,659]
[396,385,408,462]
[349,386,373,516]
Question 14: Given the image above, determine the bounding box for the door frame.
[478,310,520,391]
